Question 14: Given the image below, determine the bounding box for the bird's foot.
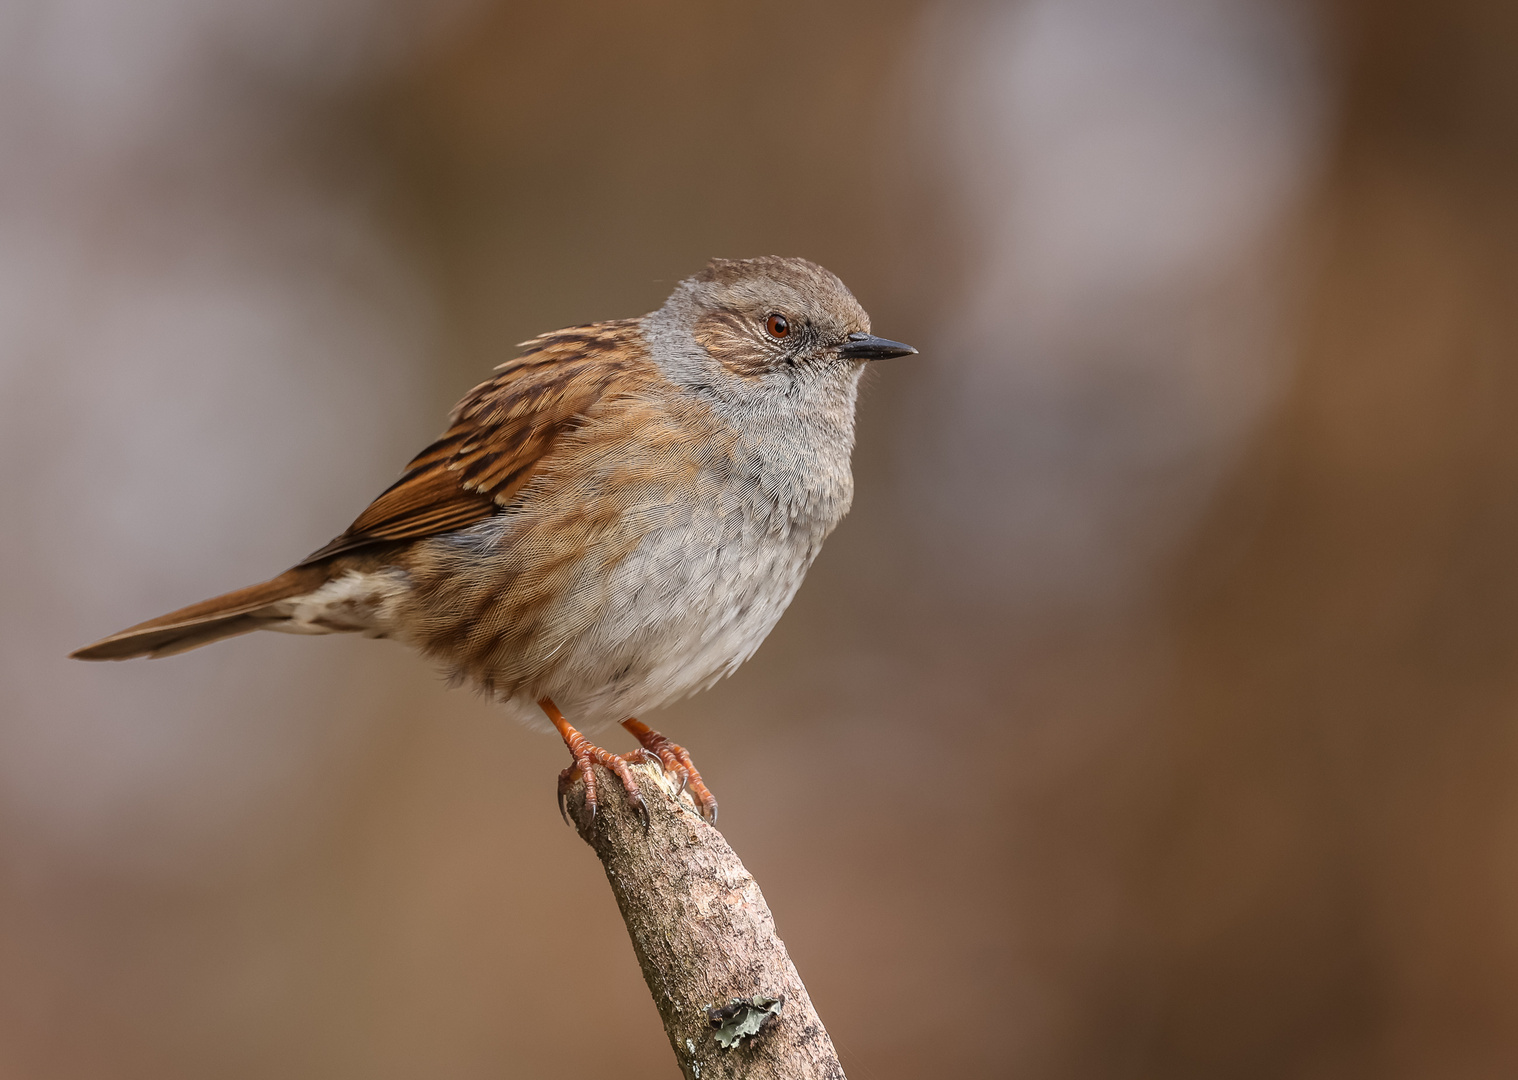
[539,698,649,828]
[557,741,649,829]
[538,699,718,828]
[622,717,718,823]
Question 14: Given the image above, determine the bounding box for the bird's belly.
[398,437,851,731]
[526,511,824,728]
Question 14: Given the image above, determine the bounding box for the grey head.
[641,256,916,411]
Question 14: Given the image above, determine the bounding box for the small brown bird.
[72,257,916,824]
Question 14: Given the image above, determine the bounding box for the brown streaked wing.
[298,320,648,565]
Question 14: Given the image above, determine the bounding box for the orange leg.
[539,697,649,828]
[621,717,718,824]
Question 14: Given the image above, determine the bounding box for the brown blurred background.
[3,0,1517,1076]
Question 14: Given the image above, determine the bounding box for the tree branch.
[564,761,846,1080]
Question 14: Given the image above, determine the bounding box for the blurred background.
[3,0,1517,1075]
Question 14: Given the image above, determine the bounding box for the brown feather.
[70,565,328,660]
[72,320,655,662]
[297,320,647,565]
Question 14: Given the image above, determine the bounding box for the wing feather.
[299,319,647,565]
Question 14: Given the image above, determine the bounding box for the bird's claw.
[557,749,651,829]
[541,700,715,828]
[628,789,650,828]
[620,717,718,824]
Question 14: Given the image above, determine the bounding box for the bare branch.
[564,762,846,1080]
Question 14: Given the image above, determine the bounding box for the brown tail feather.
[70,566,328,661]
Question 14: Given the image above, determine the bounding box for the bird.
[71,256,917,825]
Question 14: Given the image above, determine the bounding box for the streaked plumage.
[72,256,917,819]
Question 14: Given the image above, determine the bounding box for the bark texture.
[565,762,845,1080]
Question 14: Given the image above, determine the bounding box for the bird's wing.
[299,319,648,565]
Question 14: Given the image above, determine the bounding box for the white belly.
[503,498,833,731]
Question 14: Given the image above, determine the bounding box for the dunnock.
[72,256,916,824]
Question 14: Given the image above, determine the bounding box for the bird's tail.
[70,565,329,661]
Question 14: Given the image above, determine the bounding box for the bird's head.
[644,256,916,406]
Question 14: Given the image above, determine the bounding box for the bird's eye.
[765,313,790,339]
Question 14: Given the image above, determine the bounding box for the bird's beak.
[838,332,918,361]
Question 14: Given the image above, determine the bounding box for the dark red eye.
[765,313,790,338]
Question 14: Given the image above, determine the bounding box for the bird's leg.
[539,697,648,828]
[621,717,718,824]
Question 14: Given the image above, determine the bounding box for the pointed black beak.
[838,332,918,361]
